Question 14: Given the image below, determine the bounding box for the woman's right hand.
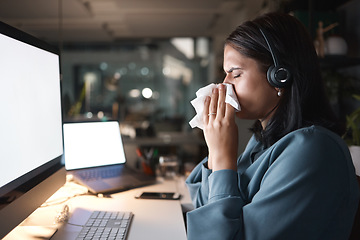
[202,84,238,171]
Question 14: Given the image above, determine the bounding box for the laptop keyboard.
[78,167,121,181]
[75,210,133,240]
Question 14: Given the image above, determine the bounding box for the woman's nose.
[223,75,231,84]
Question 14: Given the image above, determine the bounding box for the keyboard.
[77,167,122,181]
[75,210,133,240]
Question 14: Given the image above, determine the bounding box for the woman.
[186,12,359,240]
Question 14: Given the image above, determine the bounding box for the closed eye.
[225,67,242,79]
[234,73,241,78]
[232,70,242,78]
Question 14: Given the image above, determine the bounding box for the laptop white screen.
[63,121,126,170]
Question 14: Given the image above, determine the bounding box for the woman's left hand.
[203,84,238,172]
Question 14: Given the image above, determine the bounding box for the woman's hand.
[203,84,238,172]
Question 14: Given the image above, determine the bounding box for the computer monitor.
[0,21,65,238]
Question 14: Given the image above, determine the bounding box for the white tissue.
[189,83,241,129]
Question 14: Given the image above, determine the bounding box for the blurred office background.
[1,0,359,172]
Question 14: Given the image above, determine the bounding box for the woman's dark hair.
[225,12,344,147]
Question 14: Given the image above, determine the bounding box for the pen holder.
[158,155,180,179]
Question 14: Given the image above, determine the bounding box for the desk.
[4,176,192,240]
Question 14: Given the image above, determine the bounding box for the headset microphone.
[258,27,292,88]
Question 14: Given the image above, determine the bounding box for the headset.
[258,27,292,88]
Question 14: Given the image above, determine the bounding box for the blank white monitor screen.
[0,20,64,239]
[0,30,63,189]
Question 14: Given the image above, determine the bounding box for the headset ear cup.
[267,65,291,88]
[267,65,278,87]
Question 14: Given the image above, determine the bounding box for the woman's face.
[223,45,280,123]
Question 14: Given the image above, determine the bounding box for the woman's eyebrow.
[226,67,242,73]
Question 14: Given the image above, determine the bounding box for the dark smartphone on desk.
[135,192,181,200]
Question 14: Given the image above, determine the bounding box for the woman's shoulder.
[244,125,350,164]
[273,125,350,160]
[284,125,344,145]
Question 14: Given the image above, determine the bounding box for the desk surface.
[4,176,192,240]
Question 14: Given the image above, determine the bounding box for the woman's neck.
[260,104,279,129]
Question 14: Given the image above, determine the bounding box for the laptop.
[63,121,156,194]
